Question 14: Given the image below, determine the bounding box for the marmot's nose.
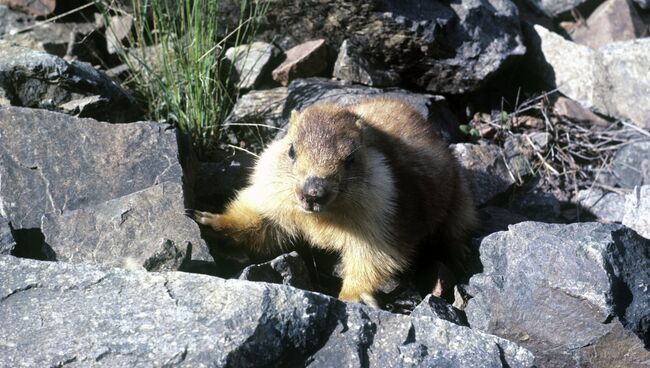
[302,177,329,203]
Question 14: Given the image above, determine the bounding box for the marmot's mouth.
[300,201,325,213]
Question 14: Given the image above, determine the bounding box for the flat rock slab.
[601,140,650,189]
[570,0,646,49]
[284,78,460,142]
[238,251,312,290]
[272,39,329,86]
[0,107,184,230]
[42,182,211,270]
[333,39,401,87]
[0,41,135,122]
[466,221,650,367]
[0,255,535,367]
[532,25,650,129]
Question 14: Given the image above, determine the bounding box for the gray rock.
[411,295,467,326]
[41,182,211,271]
[450,143,515,206]
[105,13,134,55]
[225,87,288,129]
[0,255,535,367]
[532,25,650,129]
[0,5,35,37]
[466,221,650,366]
[575,188,626,222]
[0,0,55,16]
[0,42,136,122]
[285,78,461,142]
[272,39,329,87]
[623,185,650,239]
[523,0,589,16]
[6,21,105,64]
[0,107,186,230]
[225,41,280,90]
[570,0,646,49]
[634,0,650,8]
[552,95,610,127]
[0,217,14,255]
[601,140,650,189]
[333,39,401,87]
[259,0,525,94]
[238,251,312,290]
[509,190,561,223]
[193,154,255,211]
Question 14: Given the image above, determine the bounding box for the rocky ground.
[1,0,649,367]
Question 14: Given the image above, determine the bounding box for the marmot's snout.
[296,176,336,213]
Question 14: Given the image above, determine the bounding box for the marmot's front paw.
[186,209,224,231]
[338,290,380,309]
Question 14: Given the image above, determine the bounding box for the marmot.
[192,98,477,307]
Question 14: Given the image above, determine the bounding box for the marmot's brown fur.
[193,98,477,307]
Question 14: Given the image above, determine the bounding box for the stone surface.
[261,0,525,94]
[570,0,646,49]
[523,0,588,16]
[105,13,134,55]
[193,154,255,212]
[602,140,650,189]
[238,251,312,290]
[532,25,650,129]
[0,5,34,37]
[411,295,467,326]
[634,0,650,8]
[225,41,280,90]
[475,206,529,238]
[466,221,650,366]
[0,0,55,16]
[333,39,401,87]
[0,107,186,230]
[0,255,535,367]
[0,42,135,122]
[575,188,626,222]
[553,96,610,127]
[0,216,14,255]
[285,78,461,142]
[623,185,650,239]
[6,21,106,64]
[224,87,288,129]
[451,143,515,206]
[272,39,329,87]
[41,182,211,271]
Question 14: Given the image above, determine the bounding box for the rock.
[58,95,112,119]
[531,25,650,129]
[272,39,329,86]
[238,251,312,290]
[570,0,646,49]
[0,107,188,230]
[105,13,134,55]
[635,0,650,8]
[284,78,461,142]
[6,21,106,64]
[41,182,211,271]
[450,143,515,206]
[0,5,35,37]
[225,87,288,129]
[261,0,525,94]
[333,39,401,87]
[553,96,610,127]
[0,42,136,122]
[0,255,535,367]
[575,188,626,222]
[601,140,650,189]
[466,222,650,366]
[622,185,650,239]
[0,0,55,16]
[411,295,467,326]
[523,0,588,16]
[0,217,15,255]
[509,190,562,223]
[225,41,280,90]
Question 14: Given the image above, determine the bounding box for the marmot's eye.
[345,152,355,166]
[288,144,296,161]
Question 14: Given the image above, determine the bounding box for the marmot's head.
[284,104,368,213]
